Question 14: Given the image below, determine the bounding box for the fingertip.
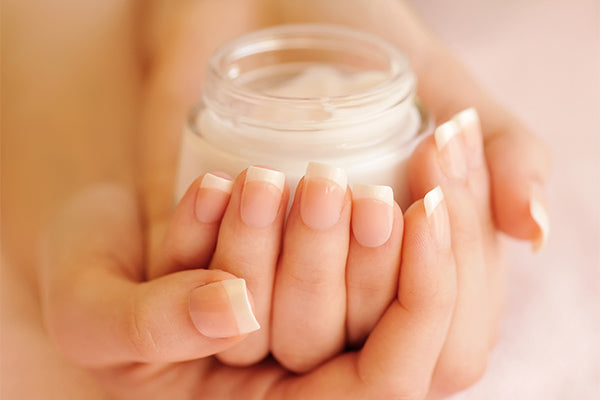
[195,172,234,223]
[300,162,348,231]
[485,126,551,249]
[529,181,550,252]
[351,184,395,248]
[153,172,234,278]
[189,278,260,339]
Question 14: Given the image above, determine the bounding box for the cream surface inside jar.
[176,25,431,209]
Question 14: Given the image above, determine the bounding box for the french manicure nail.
[189,278,260,338]
[453,107,484,168]
[195,173,233,223]
[300,162,347,230]
[529,182,550,252]
[424,186,450,249]
[351,184,394,247]
[240,166,285,228]
[434,120,468,180]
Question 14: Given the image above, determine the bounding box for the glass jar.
[176,24,431,208]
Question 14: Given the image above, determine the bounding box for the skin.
[1,0,550,399]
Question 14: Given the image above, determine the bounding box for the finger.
[411,44,552,251]
[40,185,259,367]
[408,119,497,394]
[271,162,350,373]
[452,108,507,348]
[358,187,456,397]
[267,187,456,399]
[485,125,551,251]
[346,184,403,347]
[46,268,260,367]
[209,166,289,366]
[148,172,233,279]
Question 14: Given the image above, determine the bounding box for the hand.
[139,2,550,396]
[151,162,407,372]
[36,0,551,398]
[41,175,458,400]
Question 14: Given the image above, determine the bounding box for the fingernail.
[424,186,450,249]
[434,120,468,180]
[351,184,394,247]
[189,278,260,338]
[453,107,484,168]
[240,166,285,228]
[529,182,550,252]
[195,173,234,223]
[300,162,347,230]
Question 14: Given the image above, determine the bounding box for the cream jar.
[176,24,431,208]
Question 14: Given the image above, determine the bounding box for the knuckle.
[429,282,457,313]
[285,264,334,295]
[360,362,430,400]
[390,386,429,400]
[436,354,489,394]
[127,295,161,361]
[271,346,314,374]
[409,278,456,316]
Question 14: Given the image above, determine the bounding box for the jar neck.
[196,24,418,152]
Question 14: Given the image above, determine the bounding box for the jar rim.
[202,24,416,130]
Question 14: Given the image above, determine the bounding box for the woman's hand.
[138,2,550,396]
[29,0,551,398]
[40,176,458,400]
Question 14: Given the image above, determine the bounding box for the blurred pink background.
[413,0,599,398]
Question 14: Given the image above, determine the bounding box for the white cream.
[176,25,431,209]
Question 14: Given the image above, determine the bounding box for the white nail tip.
[352,184,394,207]
[245,166,285,192]
[530,193,550,252]
[424,186,444,217]
[306,162,347,190]
[220,279,260,335]
[434,120,461,150]
[452,107,480,128]
[200,173,234,193]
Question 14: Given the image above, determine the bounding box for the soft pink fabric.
[412,0,600,398]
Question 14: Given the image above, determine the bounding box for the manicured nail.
[300,162,347,230]
[195,173,233,223]
[240,166,285,228]
[351,184,394,247]
[424,186,450,249]
[434,120,468,180]
[189,278,260,338]
[453,107,484,168]
[529,182,550,252]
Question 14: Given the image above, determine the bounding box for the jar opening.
[202,24,416,131]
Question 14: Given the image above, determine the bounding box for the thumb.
[46,268,259,367]
[41,185,259,368]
